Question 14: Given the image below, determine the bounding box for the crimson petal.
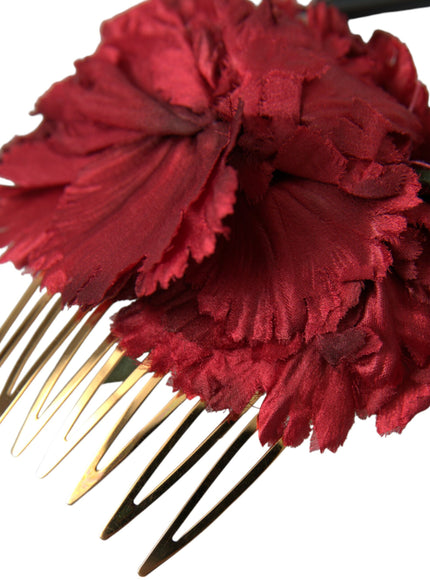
[112,292,264,415]
[0,186,61,270]
[39,57,212,137]
[195,175,415,343]
[36,121,237,305]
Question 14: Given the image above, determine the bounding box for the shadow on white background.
[0,2,430,580]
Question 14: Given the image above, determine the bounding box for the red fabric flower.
[2,0,430,451]
[0,0,245,304]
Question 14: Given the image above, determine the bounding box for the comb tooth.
[0,306,84,425]
[12,337,115,455]
[1,275,283,577]
[101,397,260,540]
[138,416,285,576]
[0,291,52,368]
[15,337,115,456]
[101,399,207,540]
[2,296,63,394]
[37,352,157,478]
[12,303,111,456]
[68,387,186,505]
[0,274,42,344]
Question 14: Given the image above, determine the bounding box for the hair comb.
[1,0,430,577]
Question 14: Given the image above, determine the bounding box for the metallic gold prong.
[68,387,185,505]
[37,353,154,478]
[101,396,260,540]
[12,304,111,456]
[0,274,42,344]
[138,416,285,576]
[3,296,63,394]
[12,337,115,454]
[0,291,52,368]
[0,307,84,426]
[102,400,220,539]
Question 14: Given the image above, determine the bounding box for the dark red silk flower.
[1,0,430,452]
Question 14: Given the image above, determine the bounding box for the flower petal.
[0,125,85,188]
[39,57,212,137]
[112,290,264,414]
[0,186,61,269]
[99,0,214,112]
[37,121,237,305]
[195,176,410,343]
[376,381,430,436]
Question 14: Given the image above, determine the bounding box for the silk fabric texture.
[1,0,430,452]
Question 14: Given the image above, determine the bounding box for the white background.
[0,2,430,580]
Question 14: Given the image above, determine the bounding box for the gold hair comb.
[0,273,284,576]
[2,0,430,577]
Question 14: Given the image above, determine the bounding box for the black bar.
[317,0,430,18]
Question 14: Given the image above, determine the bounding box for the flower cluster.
[1,0,430,452]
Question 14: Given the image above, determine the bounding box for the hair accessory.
[1,0,430,576]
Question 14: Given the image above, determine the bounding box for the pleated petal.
[36,122,237,305]
[2,0,430,454]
